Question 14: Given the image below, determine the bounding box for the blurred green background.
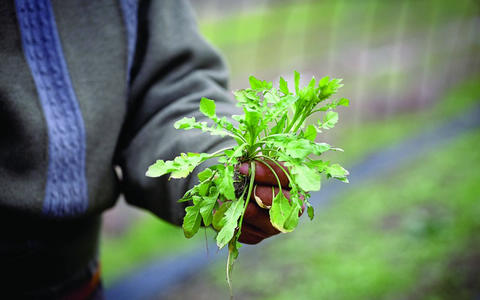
[101,0,480,299]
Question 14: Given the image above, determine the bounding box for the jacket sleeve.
[115,0,238,225]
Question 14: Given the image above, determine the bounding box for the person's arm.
[115,0,236,225]
[115,0,295,244]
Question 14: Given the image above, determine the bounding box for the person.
[0,0,295,298]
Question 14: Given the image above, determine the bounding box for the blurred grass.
[199,0,478,77]
[200,0,474,48]
[209,127,480,300]
[101,214,207,285]
[326,73,480,165]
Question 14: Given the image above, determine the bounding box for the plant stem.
[259,133,292,142]
[292,114,308,133]
[254,159,282,190]
[284,112,301,132]
[226,162,256,299]
[256,155,295,186]
[226,243,233,299]
[209,146,234,157]
[252,148,281,157]
[237,161,256,236]
[232,132,248,144]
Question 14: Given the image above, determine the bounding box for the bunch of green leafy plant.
[146,71,349,290]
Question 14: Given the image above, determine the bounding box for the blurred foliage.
[199,0,479,82]
[101,214,208,285]
[326,73,480,166]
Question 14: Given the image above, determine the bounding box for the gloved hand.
[236,160,302,244]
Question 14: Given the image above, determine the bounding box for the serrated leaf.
[174,116,231,138]
[200,187,219,226]
[270,114,287,134]
[145,160,170,177]
[279,76,289,94]
[216,199,244,248]
[183,204,202,238]
[322,111,339,129]
[217,165,236,201]
[294,70,300,94]
[174,117,197,130]
[312,142,331,154]
[200,97,216,118]
[285,139,312,159]
[318,76,330,87]
[228,143,247,159]
[306,159,329,173]
[304,124,317,141]
[264,91,280,104]
[212,201,232,231]
[197,168,213,182]
[244,108,263,142]
[326,163,349,182]
[249,75,263,90]
[337,98,349,107]
[290,164,321,192]
[197,181,210,196]
[270,189,299,233]
[146,152,210,179]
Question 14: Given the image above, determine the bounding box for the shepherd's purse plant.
[146,71,350,288]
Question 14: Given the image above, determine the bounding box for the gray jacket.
[0,0,234,292]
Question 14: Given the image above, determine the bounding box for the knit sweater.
[0,0,235,292]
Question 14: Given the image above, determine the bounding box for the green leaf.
[322,111,339,129]
[216,199,245,248]
[318,76,330,87]
[174,117,197,130]
[285,139,312,159]
[197,168,213,182]
[200,187,219,226]
[270,114,287,134]
[337,98,349,107]
[290,164,321,192]
[279,76,289,94]
[145,160,170,177]
[304,124,317,141]
[249,75,263,90]
[244,108,263,143]
[174,116,231,138]
[307,204,314,220]
[200,97,216,118]
[183,203,202,238]
[306,159,329,173]
[228,143,247,159]
[312,142,331,154]
[294,70,300,94]
[326,163,350,182]
[270,189,299,233]
[264,92,280,105]
[146,152,210,179]
[216,165,236,201]
[212,201,232,231]
[197,181,210,196]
